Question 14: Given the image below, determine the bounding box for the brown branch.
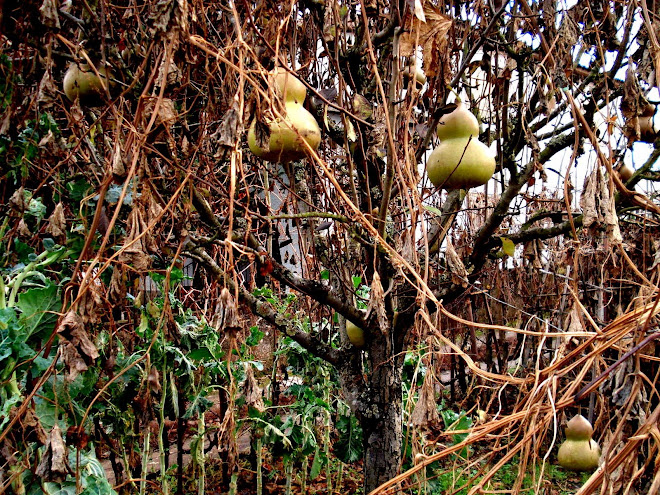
[469,131,577,269]
[187,246,342,366]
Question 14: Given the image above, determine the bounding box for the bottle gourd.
[63,63,112,106]
[248,69,321,163]
[426,103,495,190]
[345,320,365,348]
[557,414,601,471]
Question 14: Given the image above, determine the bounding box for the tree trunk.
[361,333,403,493]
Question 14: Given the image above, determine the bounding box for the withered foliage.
[1,0,660,493]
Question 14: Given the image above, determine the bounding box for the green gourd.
[248,68,321,163]
[63,63,112,106]
[557,414,601,472]
[426,103,496,190]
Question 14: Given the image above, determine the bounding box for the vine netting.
[2,0,660,494]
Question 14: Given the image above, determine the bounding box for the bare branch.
[187,246,343,366]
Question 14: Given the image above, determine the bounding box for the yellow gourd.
[248,68,321,162]
[426,103,496,190]
[402,63,427,87]
[346,320,365,348]
[557,414,601,472]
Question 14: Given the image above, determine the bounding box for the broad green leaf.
[0,307,19,344]
[183,392,213,419]
[264,422,293,450]
[309,446,323,479]
[17,283,59,339]
[80,477,117,495]
[105,182,134,206]
[66,178,93,204]
[42,483,77,495]
[246,326,265,347]
[333,415,363,463]
[188,348,213,361]
[27,195,47,222]
[0,392,22,430]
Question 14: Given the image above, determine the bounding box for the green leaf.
[43,238,56,251]
[263,421,293,451]
[500,237,515,257]
[17,283,59,339]
[66,178,93,204]
[183,391,213,419]
[441,409,473,457]
[333,415,363,463]
[105,182,135,206]
[80,476,117,495]
[188,348,213,361]
[27,195,46,222]
[42,483,78,495]
[14,239,34,263]
[309,446,323,479]
[423,204,444,217]
[246,326,265,347]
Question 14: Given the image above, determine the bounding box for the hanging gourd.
[63,63,113,106]
[426,103,496,190]
[345,320,365,347]
[248,68,321,163]
[557,414,601,472]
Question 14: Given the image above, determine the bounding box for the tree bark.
[361,331,403,493]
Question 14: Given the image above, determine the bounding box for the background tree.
[2,0,660,494]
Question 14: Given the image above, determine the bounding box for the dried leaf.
[61,341,89,381]
[112,140,126,177]
[45,202,66,238]
[37,69,58,107]
[446,240,468,288]
[215,288,241,335]
[400,4,452,78]
[78,283,104,325]
[11,406,48,445]
[580,166,622,244]
[621,67,649,143]
[66,425,89,450]
[649,240,660,272]
[244,365,265,413]
[147,366,162,393]
[411,371,439,428]
[39,0,60,28]
[144,97,177,129]
[563,305,584,334]
[118,206,153,270]
[149,0,175,33]
[211,99,243,159]
[366,272,389,333]
[35,424,69,482]
[606,189,623,245]
[18,219,31,237]
[58,310,100,381]
[555,11,579,69]
[143,189,163,243]
[9,187,27,212]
